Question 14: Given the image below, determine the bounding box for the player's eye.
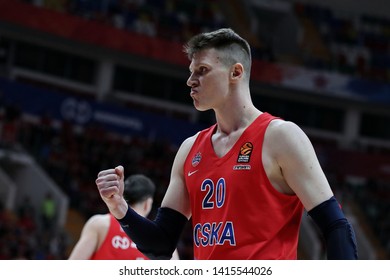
[199,66,207,74]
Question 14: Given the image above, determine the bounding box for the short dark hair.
[123,174,156,205]
[183,28,252,78]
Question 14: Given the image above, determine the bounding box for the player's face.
[187,48,230,111]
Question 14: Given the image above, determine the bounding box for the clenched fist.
[96,165,128,219]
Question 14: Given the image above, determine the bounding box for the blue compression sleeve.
[308,196,358,260]
[117,206,188,259]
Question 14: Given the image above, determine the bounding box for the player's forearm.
[308,196,358,259]
[117,206,188,259]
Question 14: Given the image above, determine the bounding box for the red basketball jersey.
[184,112,304,260]
[90,214,148,260]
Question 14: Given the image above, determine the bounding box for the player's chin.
[191,96,209,111]
[193,102,208,112]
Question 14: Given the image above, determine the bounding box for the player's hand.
[95,165,128,218]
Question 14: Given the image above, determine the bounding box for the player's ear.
[230,63,244,82]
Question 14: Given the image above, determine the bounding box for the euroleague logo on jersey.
[237,142,253,163]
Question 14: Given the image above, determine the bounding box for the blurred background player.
[68,174,179,260]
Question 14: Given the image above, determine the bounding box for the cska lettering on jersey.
[193,221,236,247]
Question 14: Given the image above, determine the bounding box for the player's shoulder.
[85,214,110,229]
[182,124,214,146]
[172,131,202,167]
[267,119,306,138]
[265,119,312,151]
[184,131,201,144]
[178,131,201,153]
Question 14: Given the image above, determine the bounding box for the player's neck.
[215,105,260,135]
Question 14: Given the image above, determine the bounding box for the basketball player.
[68,174,179,260]
[95,28,358,260]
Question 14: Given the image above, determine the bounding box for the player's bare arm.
[161,133,199,219]
[263,119,333,211]
[68,214,107,259]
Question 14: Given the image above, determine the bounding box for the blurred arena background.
[0,0,389,260]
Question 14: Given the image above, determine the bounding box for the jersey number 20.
[201,178,226,209]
